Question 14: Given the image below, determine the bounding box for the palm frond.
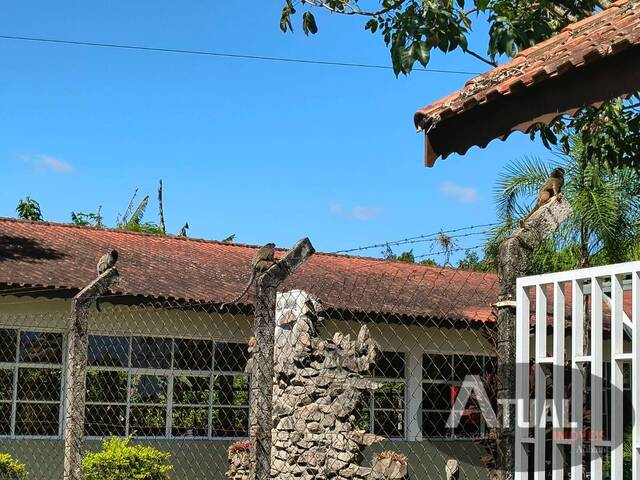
[127,196,150,226]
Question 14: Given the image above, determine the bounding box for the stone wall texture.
[227,290,409,480]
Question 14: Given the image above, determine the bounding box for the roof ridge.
[0,216,262,249]
[0,217,495,276]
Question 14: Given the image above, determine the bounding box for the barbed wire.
[332,222,498,254]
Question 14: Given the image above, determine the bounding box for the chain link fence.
[0,243,500,480]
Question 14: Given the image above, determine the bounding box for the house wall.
[0,295,494,479]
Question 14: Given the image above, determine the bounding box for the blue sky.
[0,0,551,260]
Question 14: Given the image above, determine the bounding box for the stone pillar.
[271,290,383,479]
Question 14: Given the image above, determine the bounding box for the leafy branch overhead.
[280,0,607,75]
[280,1,640,171]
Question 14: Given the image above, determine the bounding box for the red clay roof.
[0,218,498,324]
[414,0,640,167]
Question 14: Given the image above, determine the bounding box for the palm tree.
[491,138,640,274]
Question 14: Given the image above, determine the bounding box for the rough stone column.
[63,264,119,480]
[495,197,571,480]
[249,239,315,480]
[270,289,383,480]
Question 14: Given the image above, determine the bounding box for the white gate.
[515,262,640,480]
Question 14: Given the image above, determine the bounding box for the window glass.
[131,337,171,369]
[173,376,210,405]
[453,354,484,381]
[86,370,128,404]
[422,354,496,439]
[215,342,249,373]
[129,406,166,437]
[422,411,448,438]
[15,403,59,436]
[174,339,212,371]
[172,407,209,437]
[373,383,404,410]
[17,368,61,402]
[374,351,405,378]
[85,405,126,437]
[422,383,451,410]
[213,375,250,407]
[130,375,168,404]
[212,407,248,437]
[423,353,452,380]
[88,336,129,368]
[353,398,371,432]
[0,329,17,363]
[373,410,404,438]
[0,403,11,435]
[19,332,62,364]
[0,370,13,400]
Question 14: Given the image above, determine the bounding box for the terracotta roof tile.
[0,218,498,324]
[414,0,640,166]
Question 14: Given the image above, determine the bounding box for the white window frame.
[361,350,407,441]
[85,334,251,441]
[421,352,495,440]
[0,327,251,441]
[0,328,66,440]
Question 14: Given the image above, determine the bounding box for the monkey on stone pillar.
[96,250,118,312]
[224,243,276,306]
[520,167,565,226]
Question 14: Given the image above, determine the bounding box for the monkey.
[245,336,257,374]
[97,250,118,274]
[178,222,189,237]
[96,250,118,312]
[247,335,256,353]
[520,167,565,226]
[224,243,277,307]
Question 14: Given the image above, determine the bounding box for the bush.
[0,453,28,479]
[82,437,172,480]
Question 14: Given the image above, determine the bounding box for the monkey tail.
[222,271,256,310]
[96,298,102,312]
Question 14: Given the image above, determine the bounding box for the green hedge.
[0,453,28,480]
[82,437,172,480]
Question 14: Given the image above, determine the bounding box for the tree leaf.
[302,11,318,35]
[401,45,415,73]
[416,41,430,67]
[365,19,378,34]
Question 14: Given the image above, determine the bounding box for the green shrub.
[82,437,172,480]
[0,453,27,479]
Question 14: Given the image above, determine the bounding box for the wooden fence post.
[249,238,315,480]
[63,261,119,480]
[495,197,571,480]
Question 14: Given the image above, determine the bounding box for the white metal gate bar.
[515,262,640,480]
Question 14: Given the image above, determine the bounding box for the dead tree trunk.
[249,238,315,480]
[63,264,119,480]
[496,197,572,480]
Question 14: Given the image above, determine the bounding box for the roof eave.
[418,45,640,167]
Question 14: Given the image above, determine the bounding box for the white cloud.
[349,206,383,221]
[20,154,74,174]
[439,182,479,204]
[329,202,382,221]
[329,202,343,216]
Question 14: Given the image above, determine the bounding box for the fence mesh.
[0,247,500,480]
